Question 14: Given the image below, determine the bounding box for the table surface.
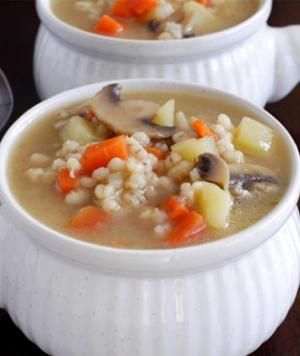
[0,1,299,355]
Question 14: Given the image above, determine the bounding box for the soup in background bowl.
[0,81,300,356]
[35,0,300,107]
[51,0,259,40]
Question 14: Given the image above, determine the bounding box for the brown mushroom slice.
[59,100,92,120]
[197,153,230,190]
[148,9,184,33]
[229,164,278,194]
[91,84,175,138]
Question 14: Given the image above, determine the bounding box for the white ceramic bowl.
[0,80,300,356]
[34,0,300,106]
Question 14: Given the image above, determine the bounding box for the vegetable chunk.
[111,0,135,18]
[192,119,216,138]
[59,116,99,144]
[130,0,158,15]
[171,137,217,162]
[165,211,206,246]
[152,99,175,127]
[94,15,124,35]
[193,182,232,229]
[234,117,273,155]
[163,196,190,222]
[183,1,218,33]
[56,168,78,194]
[145,146,165,160]
[81,135,128,174]
[69,206,110,229]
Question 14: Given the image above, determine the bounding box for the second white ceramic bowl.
[0,80,300,356]
[34,0,300,106]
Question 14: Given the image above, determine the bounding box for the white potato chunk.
[59,116,99,144]
[183,1,219,34]
[171,137,217,162]
[193,181,232,229]
[234,117,273,156]
[152,99,175,127]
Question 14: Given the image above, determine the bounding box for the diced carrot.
[162,196,190,222]
[69,206,110,229]
[196,0,209,6]
[87,110,95,121]
[145,146,165,160]
[81,135,128,175]
[192,119,216,138]
[94,15,124,35]
[111,0,135,18]
[56,168,78,195]
[130,0,158,15]
[197,0,215,7]
[165,211,206,246]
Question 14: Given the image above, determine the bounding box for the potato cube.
[234,117,273,155]
[59,116,99,144]
[183,1,219,33]
[171,137,217,162]
[152,99,175,127]
[193,182,232,229]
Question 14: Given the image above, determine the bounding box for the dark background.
[0,0,300,355]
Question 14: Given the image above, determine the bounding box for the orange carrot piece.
[196,0,209,6]
[81,135,128,175]
[165,211,206,246]
[87,110,95,121]
[111,0,135,18]
[56,168,78,195]
[192,119,216,138]
[145,146,165,160]
[69,206,110,229]
[163,196,190,222]
[94,15,124,35]
[130,0,158,15]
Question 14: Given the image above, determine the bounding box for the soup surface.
[9,85,288,249]
[51,0,259,40]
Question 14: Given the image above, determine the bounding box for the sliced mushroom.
[148,9,184,33]
[229,164,278,195]
[60,100,92,120]
[91,84,175,138]
[197,153,230,190]
[183,33,196,38]
[148,20,161,32]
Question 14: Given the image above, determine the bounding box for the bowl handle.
[268,25,300,103]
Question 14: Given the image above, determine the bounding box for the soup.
[9,84,287,249]
[51,0,259,40]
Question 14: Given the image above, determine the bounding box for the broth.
[9,89,288,249]
[51,0,259,40]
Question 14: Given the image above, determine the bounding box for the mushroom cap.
[91,84,175,139]
[197,153,230,190]
[229,164,278,191]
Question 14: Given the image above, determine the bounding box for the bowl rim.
[0,79,299,274]
[36,0,272,58]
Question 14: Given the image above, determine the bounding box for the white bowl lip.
[0,79,299,274]
[36,0,272,59]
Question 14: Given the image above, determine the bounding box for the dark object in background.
[0,69,14,131]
